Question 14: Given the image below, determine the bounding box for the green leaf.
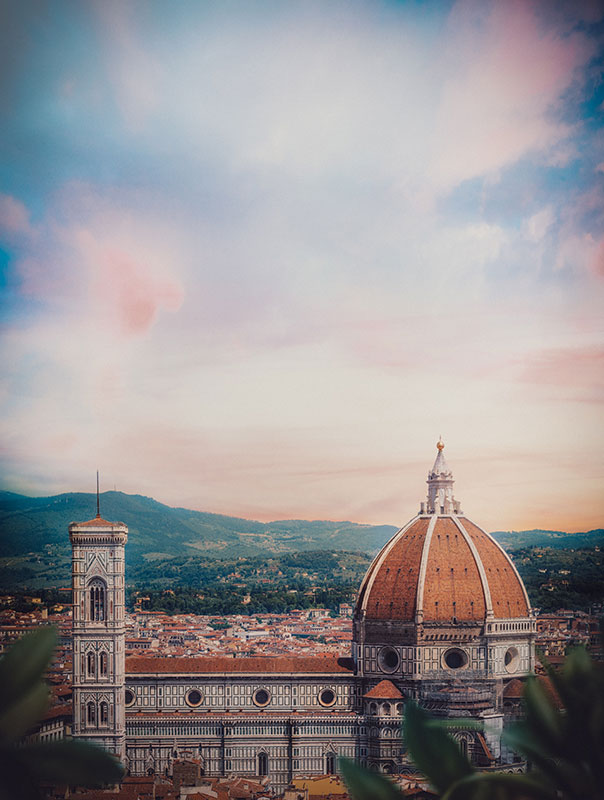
[521,676,563,756]
[0,628,57,714]
[21,740,124,786]
[339,758,404,800]
[0,747,43,800]
[442,771,557,800]
[0,682,49,744]
[403,700,473,794]
[502,726,578,797]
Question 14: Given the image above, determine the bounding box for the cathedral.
[70,441,535,790]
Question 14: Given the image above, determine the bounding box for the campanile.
[70,500,128,761]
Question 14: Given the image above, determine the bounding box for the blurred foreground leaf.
[403,700,473,794]
[0,628,124,799]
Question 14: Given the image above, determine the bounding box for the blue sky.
[1,0,603,531]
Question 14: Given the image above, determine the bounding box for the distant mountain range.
[1,489,602,593]
[0,489,397,565]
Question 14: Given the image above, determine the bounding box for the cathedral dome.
[355,442,531,624]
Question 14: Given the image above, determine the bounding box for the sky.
[1,0,603,533]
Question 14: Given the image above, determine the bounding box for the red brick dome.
[356,514,530,622]
[355,442,531,623]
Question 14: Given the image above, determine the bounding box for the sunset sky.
[1,0,603,532]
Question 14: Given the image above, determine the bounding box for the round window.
[443,648,469,670]
[186,689,203,707]
[253,688,271,707]
[125,688,135,707]
[504,647,519,674]
[377,646,400,673]
[318,688,336,707]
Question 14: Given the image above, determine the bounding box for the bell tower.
[70,483,128,762]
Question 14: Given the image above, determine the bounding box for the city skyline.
[1,1,603,533]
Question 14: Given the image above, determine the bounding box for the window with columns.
[89,580,106,621]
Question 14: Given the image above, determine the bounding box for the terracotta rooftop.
[70,515,126,528]
[126,654,354,675]
[363,680,404,699]
[503,678,524,698]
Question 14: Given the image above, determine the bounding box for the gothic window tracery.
[89,580,106,621]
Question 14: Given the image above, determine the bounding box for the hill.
[1,490,602,612]
[0,490,396,589]
[492,528,604,551]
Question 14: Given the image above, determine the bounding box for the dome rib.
[461,519,531,617]
[358,515,424,618]
[415,515,438,622]
[452,517,493,618]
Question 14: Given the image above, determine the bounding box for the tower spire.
[420,438,461,515]
[96,471,100,518]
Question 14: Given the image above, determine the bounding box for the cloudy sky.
[1,0,603,532]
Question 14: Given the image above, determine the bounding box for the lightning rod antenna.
[96,471,100,518]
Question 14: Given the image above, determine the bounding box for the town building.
[70,441,535,790]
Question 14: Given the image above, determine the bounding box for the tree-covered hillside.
[0,490,396,589]
[1,489,603,613]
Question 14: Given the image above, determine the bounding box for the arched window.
[100,702,109,726]
[87,652,95,676]
[87,702,96,726]
[89,580,106,622]
[99,651,108,677]
[325,753,336,775]
[258,752,268,776]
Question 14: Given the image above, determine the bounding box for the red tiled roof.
[422,517,486,621]
[461,519,529,618]
[42,702,72,721]
[126,654,354,675]
[363,680,404,699]
[476,732,494,762]
[537,673,563,710]
[503,678,524,698]
[71,515,125,528]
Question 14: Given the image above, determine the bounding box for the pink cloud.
[0,194,33,238]
[589,236,604,277]
[430,0,594,188]
[518,346,604,401]
[97,248,183,336]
